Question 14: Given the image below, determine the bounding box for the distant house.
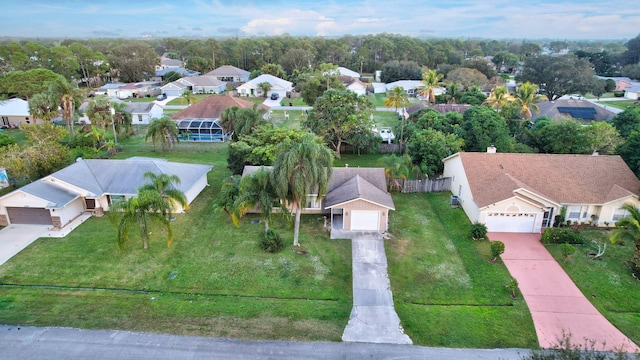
[153,67,200,82]
[243,166,395,233]
[0,159,211,227]
[340,76,368,96]
[531,99,617,124]
[624,83,640,100]
[161,76,226,97]
[0,98,37,127]
[336,67,361,78]
[443,150,640,233]
[236,74,293,99]
[155,56,182,71]
[125,102,164,125]
[385,80,425,97]
[596,76,636,92]
[100,82,162,99]
[204,65,251,83]
[171,95,269,121]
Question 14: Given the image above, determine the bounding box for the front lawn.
[546,230,640,346]
[597,100,639,110]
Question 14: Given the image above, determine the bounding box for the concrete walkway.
[341,232,412,344]
[488,232,640,352]
[0,213,92,267]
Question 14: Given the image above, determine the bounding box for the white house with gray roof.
[125,102,164,124]
[0,159,211,228]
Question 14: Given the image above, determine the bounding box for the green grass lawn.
[597,100,639,110]
[1,128,28,146]
[546,230,640,346]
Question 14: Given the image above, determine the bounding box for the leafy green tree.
[213,175,243,226]
[237,167,280,232]
[416,69,444,104]
[513,82,547,119]
[0,133,15,148]
[457,106,513,152]
[617,129,640,178]
[185,56,212,74]
[534,118,588,154]
[584,121,622,155]
[272,133,334,246]
[517,54,595,100]
[304,89,374,155]
[48,76,83,135]
[407,128,464,177]
[380,60,421,83]
[458,91,487,106]
[260,63,286,78]
[298,67,345,106]
[163,70,182,83]
[611,107,640,138]
[107,41,158,82]
[0,68,61,99]
[610,204,640,278]
[491,51,519,73]
[234,104,267,138]
[145,116,179,151]
[445,67,489,90]
[28,93,58,123]
[279,48,314,73]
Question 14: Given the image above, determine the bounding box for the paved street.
[0,325,529,360]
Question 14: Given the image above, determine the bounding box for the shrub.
[491,241,505,262]
[541,228,584,244]
[260,229,284,253]
[0,133,16,148]
[559,243,576,261]
[470,221,488,240]
[506,278,519,299]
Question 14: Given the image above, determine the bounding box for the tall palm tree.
[28,93,58,123]
[483,86,513,112]
[382,154,411,192]
[272,133,334,246]
[220,106,239,141]
[610,204,640,278]
[139,172,187,211]
[86,98,111,131]
[145,116,179,151]
[417,69,444,104]
[384,86,409,145]
[109,188,175,251]
[445,83,461,104]
[237,167,279,233]
[258,82,272,98]
[48,77,82,135]
[213,175,243,226]
[110,101,132,139]
[513,82,547,119]
[234,104,266,138]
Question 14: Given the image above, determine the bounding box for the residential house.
[339,76,368,96]
[385,80,422,97]
[0,98,37,127]
[236,74,293,99]
[443,149,640,233]
[596,76,636,92]
[161,76,226,97]
[242,166,395,233]
[100,82,162,99]
[0,159,211,227]
[204,65,251,83]
[336,67,360,78]
[624,83,640,100]
[125,102,164,125]
[153,67,200,82]
[171,95,269,121]
[155,55,182,71]
[531,99,617,124]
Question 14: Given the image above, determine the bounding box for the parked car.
[270,93,279,100]
[569,94,584,100]
[156,93,167,101]
[373,127,395,143]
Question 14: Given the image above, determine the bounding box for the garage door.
[484,212,535,233]
[351,210,379,231]
[6,207,52,225]
[164,89,181,97]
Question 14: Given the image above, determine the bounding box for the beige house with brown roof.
[443,149,640,233]
[242,166,394,233]
[171,95,269,120]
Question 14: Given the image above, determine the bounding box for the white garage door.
[484,212,536,233]
[351,210,379,231]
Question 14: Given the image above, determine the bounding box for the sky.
[1,0,639,40]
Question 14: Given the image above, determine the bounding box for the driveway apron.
[341,231,412,344]
[488,232,640,352]
[0,224,50,266]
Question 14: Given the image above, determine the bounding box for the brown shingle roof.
[455,153,640,208]
[171,96,269,120]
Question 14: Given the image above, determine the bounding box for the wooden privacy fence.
[339,143,405,155]
[401,177,451,193]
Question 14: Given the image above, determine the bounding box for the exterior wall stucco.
[56,198,85,227]
[443,155,481,222]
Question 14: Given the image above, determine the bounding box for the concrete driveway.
[0,224,50,266]
[488,232,640,352]
[341,231,412,344]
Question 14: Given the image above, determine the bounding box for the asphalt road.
[0,325,530,360]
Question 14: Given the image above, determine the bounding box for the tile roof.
[171,95,269,120]
[451,152,640,208]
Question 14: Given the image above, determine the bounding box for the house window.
[567,206,582,219]
[138,115,143,122]
[109,195,125,205]
[305,194,321,209]
[612,207,630,222]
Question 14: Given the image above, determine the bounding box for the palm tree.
[483,86,513,112]
[610,204,640,278]
[384,86,409,145]
[258,82,272,98]
[139,172,187,211]
[220,106,239,141]
[213,175,243,227]
[237,167,279,233]
[109,188,175,251]
[181,90,196,106]
[86,98,111,131]
[145,116,179,151]
[84,125,106,148]
[28,93,58,123]
[382,154,411,192]
[48,77,82,135]
[513,82,547,119]
[272,133,334,246]
[110,101,132,140]
[416,69,443,104]
[445,83,461,104]
[234,104,266,138]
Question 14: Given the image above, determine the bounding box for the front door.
[542,208,554,228]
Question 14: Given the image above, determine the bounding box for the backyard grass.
[545,229,640,346]
[1,128,28,146]
[597,100,639,110]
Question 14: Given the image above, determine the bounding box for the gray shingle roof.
[205,65,250,77]
[124,102,157,114]
[20,181,80,208]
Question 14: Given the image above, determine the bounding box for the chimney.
[487,145,497,154]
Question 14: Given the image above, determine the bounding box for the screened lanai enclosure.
[176,118,229,142]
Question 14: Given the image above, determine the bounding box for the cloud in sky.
[0,0,638,39]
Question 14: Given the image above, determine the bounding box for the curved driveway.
[489,232,639,353]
